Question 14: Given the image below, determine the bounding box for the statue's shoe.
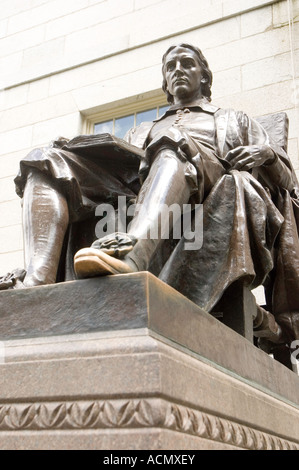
[74,248,135,278]
[0,269,26,290]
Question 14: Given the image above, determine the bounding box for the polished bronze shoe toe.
[74,248,134,278]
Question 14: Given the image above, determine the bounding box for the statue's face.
[164,46,203,103]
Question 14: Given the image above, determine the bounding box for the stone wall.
[0,0,298,273]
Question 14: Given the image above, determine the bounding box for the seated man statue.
[1,43,299,349]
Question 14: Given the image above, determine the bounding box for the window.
[94,104,169,138]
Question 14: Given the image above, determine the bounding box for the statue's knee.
[25,167,58,190]
[146,128,198,164]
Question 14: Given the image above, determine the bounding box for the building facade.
[0,0,298,275]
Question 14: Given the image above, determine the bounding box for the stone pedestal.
[0,272,298,450]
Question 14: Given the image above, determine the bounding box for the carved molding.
[0,398,298,450]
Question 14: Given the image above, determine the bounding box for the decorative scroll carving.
[0,398,297,450]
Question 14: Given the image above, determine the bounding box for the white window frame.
[83,94,168,135]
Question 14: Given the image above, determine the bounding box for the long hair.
[162,44,213,103]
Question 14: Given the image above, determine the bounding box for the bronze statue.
[1,43,299,354]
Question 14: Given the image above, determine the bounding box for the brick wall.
[0,0,298,274]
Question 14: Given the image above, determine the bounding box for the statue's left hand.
[225,145,276,171]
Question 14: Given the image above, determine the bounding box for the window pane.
[158,105,169,116]
[114,115,135,138]
[94,120,113,134]
[136,108,157,126]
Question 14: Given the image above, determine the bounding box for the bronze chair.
[212,112,299,370]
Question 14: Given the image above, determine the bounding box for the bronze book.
[62,133,144,167]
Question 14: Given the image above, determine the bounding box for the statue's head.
[162,43,213,104]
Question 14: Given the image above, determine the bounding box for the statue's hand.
[225,145,276,171]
